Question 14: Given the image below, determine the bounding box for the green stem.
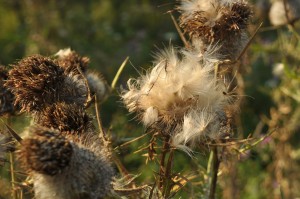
[207,147,220,199]
[111,56,129,90]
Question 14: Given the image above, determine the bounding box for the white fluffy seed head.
[55,48,72,59]
[122,45,230,147]
[86,71,110,103]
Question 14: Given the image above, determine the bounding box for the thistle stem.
[208,147,220,199]
[10,152,17,199]
[158,135,171,192]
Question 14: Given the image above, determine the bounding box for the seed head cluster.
[122,0,252,152]
[3,49,115,198]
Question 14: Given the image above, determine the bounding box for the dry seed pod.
[55,48,90,75]
[5,55,88,112]
[269,0,300,26]
[178,0,252,59]
[36,102,94,135]
[19,126,114,199]
[19,128,72,175]
[122,47,233,150]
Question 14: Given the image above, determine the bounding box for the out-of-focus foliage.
[0,0,299,198]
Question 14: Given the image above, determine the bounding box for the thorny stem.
[158,135,171,191]
[208,147,220,199]
[164,149,174,198]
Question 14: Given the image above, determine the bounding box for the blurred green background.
[0,0,300,198]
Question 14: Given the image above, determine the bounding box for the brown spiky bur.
[55,48,90,75]
[31,143,114,199]
[36,102,94,135]
[0,132,15,166]
[5,55,88,112]
[86,71,111,103]
[179,0,252,59]
[21,129,115,199]
[19,128,72,175]
[5,55,65,112]
[0,66,15,115]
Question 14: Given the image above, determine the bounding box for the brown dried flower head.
[0,66,15,115]
[179,0,252,44]
[55,48,90,75]
[19,127,73,176]
[36,102,94,134]
[5,55,65,112]
[5,55,88,112]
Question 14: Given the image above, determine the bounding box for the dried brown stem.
[169,11,190,49]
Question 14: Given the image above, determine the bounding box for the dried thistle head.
[5,55,88,112]
[179,0,252,42]
[55,48,90,75]
[86,71,110,102]
[36,102,94,134]
[0,66,15,115]
[19,127,73,175]
[179,0,252,59]
[22,129,115,199]
[31,143,114,199]
[5,55,65,112]
[0,132,15,166]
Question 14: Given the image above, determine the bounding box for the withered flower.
[19,127,72,175]
[5,55,88,112]
[179,0,252,59]
[55,48,90,75]
[36,102,94,134]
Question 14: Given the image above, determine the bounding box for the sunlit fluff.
[122,47,231,148]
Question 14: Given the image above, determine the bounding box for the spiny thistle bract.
[56,48,90,75]
[35,102,94,135]
[19,127,115,199]
[19,128,73,175]
[178,0,252,59]
[56,48,111,103]
[5,55,88,112]
[0,66,15,115]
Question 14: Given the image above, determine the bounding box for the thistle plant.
[122,0,252,197]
